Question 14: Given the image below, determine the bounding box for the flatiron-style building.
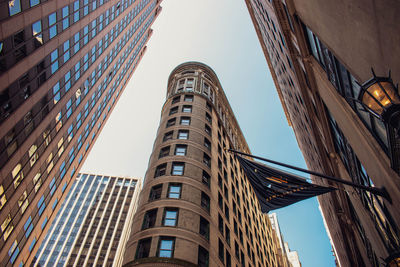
[33,173,141,267]
[122,62,281,267]
[245,0,400,266]
[0,0,162,265]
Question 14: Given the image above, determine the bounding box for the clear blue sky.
[82,1,336,266]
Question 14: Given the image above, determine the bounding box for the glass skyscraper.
[0,0,162,265]
[34,173,141,266]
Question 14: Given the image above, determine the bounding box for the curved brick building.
[122,62,281,267]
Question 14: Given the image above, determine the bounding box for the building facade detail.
[244,0,400,266]
[34,173,141,266]
[0,0,162,265]
[122,62,281,267]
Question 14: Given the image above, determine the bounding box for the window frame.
[167,183,182,199]
[171,162,184,176]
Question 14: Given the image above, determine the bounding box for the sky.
[82,1,336,266]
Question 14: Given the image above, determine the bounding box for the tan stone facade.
[245,0,400,266]
[123,62,281,267]
[0,0,162,265]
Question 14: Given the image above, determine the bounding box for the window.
[177,130,189,140]
[198,246,209,267]
[218,213,224,234]
[205,124,211,135]
[158,237,175,258]
[136,238,151,259]
[172,96,180,104]
[49,12,57,39]
[235,241,239,259]
[149,184,162,201]
[159,146,170,158]
[202,171,210,187]
[30,0,40,7]
[203,153,211,167]
[142,209,157,230]
[199,216,209,240]
[168,183,181,199]
[174,145,187,156]
[163,208,178,226]
[171,162,184,175]
[180,117,191,126]
[32,20,43,46]
[205,112,212,123]
[206,102,212,111]
[154,163,167,177]
[169,106,178,115]
[225,225,231,245]
[166,118,176,128]
[226,250,231,267]
[182,105,192,113]
[201,192,210,212]
[163,131,173,141]
[218,193,223,209]
[62,6,69,29]
[9,0,21,16]
[219,238,225,263]
[184,95,193,102]
[204,138,211,150]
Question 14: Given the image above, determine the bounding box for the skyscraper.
[122,62,281,267]
[245,0,400,266]
[0,0,162,265]
[268,213,300,267]
[34,173,141,266]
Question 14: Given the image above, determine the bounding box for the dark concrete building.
[34,173,141,267]
[0,0,161,265]
[245,0,400,266]
[122,62,282,267]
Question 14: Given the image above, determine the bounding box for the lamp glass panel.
[363,82,400,115]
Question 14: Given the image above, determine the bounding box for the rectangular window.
[180,117,191,125]
[136,238,151,259]
[177,130,189,140]
[182,105,192,113]
[203,153,211,167]
[166,118,176,128]
[30,0,40,7]
[171,162,184,175]
[168,183,181,199]
[149,184,162,201]
[199,216,209,240]
[154,163,167,177]
[184,95,193,102]
[169,106,178,115]
[163,131,173,141]
[174,145,187,156]
[201,192,210,212]
[202,171,210,187]
[205,112,212,123]
[172,96,180,104]
[204,138,211,150]
[158,237,175,258]
[205,125,211,135]
[142,209,157,230]
[225,225,231,246]
[218,238,224,263]
[159,146,170,158]
[226,250,231,267]
[163,208,178,226]
[9,0,21,16]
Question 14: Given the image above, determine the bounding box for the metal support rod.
[227,149,392,203]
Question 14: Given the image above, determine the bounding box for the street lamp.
[358,69,400,135]
[385,251,400,267]
[358,69,400,174]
